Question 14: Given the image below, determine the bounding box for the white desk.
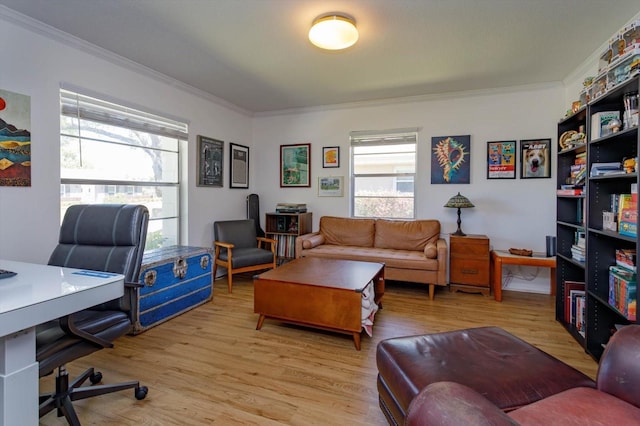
[0,259,124,425]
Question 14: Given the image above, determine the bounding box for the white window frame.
[350,129,418,219]
[59,88,187,249]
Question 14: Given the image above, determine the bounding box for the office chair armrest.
[125,281,143,289]
[60,314,114,349]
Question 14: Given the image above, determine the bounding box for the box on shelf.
[608,265,637,321]
[607,47,640,89]
[589,72,609,101]
[622,20,640,54]
[591,111,621,139]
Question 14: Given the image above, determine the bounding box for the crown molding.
[0,6,251,117]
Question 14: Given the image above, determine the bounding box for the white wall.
[0,6,600,294]
[253,84,564,293]
[0,8,253,263]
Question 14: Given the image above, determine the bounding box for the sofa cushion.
[424,242,437,259]
[320,216,375,247]
[301,233,325,249]
[509,387,640,424]
[302,245,438,271]
[374,219,440,251]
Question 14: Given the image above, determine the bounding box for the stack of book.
[609,263,637,321]
[571,230,586,263]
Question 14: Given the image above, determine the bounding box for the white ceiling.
[2,0,639,114]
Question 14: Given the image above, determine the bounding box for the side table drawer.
[450,258,490,286]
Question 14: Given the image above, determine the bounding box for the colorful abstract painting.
[0,89,31,186]
[431,135,471,184]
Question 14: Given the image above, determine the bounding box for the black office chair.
[37,204,149,425]
[213,219,277,293]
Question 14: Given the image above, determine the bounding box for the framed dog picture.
[520,139,551,179]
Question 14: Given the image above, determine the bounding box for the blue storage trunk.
[133,245,213,334]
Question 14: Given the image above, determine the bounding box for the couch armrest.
[436,238,447,285]
[295,232,324,258]
[406,382,518,426]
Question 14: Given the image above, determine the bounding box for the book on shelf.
[563,281,585,324]
[618,192,637,237]
[608,265,637,321]
[590,162,623,176]
[570,288,586,326]
[575,293,586,337]
[616,248,637,272]
[557,188,583,196]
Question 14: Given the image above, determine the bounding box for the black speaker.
[546,235,556,257]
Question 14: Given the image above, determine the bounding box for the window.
[350,129,417,218]
[60,89,187,250]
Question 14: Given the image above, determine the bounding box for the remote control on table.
[0,269,17,279]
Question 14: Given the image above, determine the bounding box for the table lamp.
[444,192,474,236]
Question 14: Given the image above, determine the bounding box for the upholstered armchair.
[213,219,277,293]
[37,204,149,425]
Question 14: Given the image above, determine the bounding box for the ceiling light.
[309,14,358,50]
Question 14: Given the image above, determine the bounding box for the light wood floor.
[39,275,597,425]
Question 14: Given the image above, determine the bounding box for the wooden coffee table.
[253,257,385,350]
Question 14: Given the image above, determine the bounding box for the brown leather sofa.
[376,327,596,425]
[295,216,447,299]
[404,325,640,425]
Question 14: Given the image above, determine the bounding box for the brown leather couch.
[398,325,640,425]
[295,216,447,299]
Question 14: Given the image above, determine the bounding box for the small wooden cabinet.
[265,212,312,262]
[449,234,490,295]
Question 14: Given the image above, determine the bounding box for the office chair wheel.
[135,386,148,400]
[90,371,103,384]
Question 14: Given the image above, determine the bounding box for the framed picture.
[229,143,249,188]
[322,146,340,168]
[520,139,551,179]
[487,140,516,179]
[280,143,310,187]
[197,136,223,187]
[431,135,471,184]
[318,176,344,197]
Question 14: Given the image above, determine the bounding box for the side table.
[490,250,556,302]
[449,234,490,296]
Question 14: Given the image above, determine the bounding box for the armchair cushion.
[218,247,276,268]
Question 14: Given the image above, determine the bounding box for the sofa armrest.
[436,238,447,285]
[295,232,324,258]
[406,382,518,426]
